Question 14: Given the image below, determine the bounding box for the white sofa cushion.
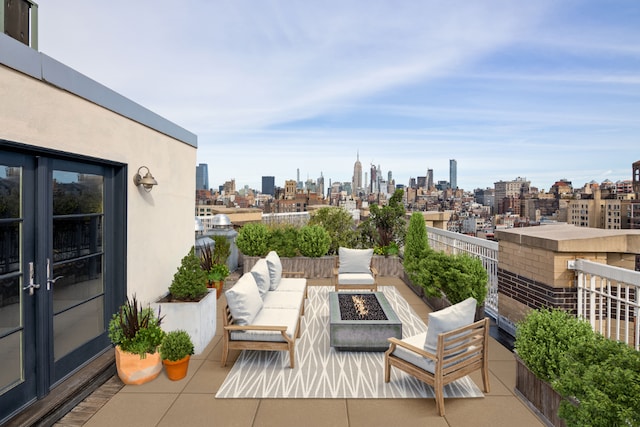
[262,290,305,310]
[230,307,299,342]
[266,251,283,290]
[250,258,271,298]
[275,277,307,293]
[424,297,477,354]
[337,272,375,285]
[225,273,263,326]
[338,247,373,273]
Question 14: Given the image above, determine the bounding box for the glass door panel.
[51,170,104,362]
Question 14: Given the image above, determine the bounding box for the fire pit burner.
[338,294,388,321]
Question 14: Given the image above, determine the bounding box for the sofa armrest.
[224,324,287,332]
[370,266,379,277]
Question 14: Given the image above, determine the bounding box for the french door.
[0,147,125,421]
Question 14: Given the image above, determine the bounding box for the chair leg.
[481,360,491,393]
[434,385,446,416]
[384,356,391,383]
[289,345,295,369]
[221,338,229,367]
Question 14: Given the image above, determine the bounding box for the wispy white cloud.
[36,0,639,191]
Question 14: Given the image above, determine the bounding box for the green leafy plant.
[268,225,299,257]
[555,334,640,427]
[440,253,488,305]
[208,263,230,282]
[236,222,270,256]
[160,330,195,362]
[297,225,331,257]
[108,295,165,357]
[169,247,208,301]
[514,308,594,382]
[373,242,399,256]
[411,250,449,297]
[308,207,358,254]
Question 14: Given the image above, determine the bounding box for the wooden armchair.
[384,317,490,416]
[333,247,378,292]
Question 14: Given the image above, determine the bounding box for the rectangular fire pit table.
[328,291,402,351]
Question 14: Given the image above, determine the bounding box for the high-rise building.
[262,176,275,196]
[352,152,362,193]
[449,159,457,190]
[427,169,434,190]
[317,172,325,199]
[196,163,209,190]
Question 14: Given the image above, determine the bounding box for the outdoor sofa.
[221,251,307,368]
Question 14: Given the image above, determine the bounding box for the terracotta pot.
[114,345,162,385]
[215,280,224,299]
[163,355,191,381]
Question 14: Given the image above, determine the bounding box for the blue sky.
[37,1,639,192]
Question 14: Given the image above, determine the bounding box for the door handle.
[23,262,41,296]
[46,258,64,290]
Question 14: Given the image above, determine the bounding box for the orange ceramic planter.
[163,355,191,381]
[114,346,162,385]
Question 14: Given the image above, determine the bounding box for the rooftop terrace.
[51,277,544,427]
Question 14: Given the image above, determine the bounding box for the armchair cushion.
[338,247,373,273]
[391,332,436,373]
[424,297,477,354]
[337,272,376,285]
[266,251,283,290]
[250,258,271,298]
[225,273,263,325]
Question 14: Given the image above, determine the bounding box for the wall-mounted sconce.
[133,166,158,192]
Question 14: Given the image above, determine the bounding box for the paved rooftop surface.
[54,277,545,427]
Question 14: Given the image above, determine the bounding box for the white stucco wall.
[0,60,196,305]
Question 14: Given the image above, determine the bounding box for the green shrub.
[297,225,331,257]
[555,334,640,427]
[169,247,208,300]
[160,330,195,362]
[308,207,358,254]
[440,253,488,305]
[108,295,165,357]
[514,308,594,382]
[410,250,448,297]
[374,242,399,256]
[236,222,270,256]
[268,225,299,257]
[403,212,429,274]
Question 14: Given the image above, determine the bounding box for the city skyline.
[36,1,639,191]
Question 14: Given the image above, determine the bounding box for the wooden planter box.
[242,254,403,279]
[514,354,567,427]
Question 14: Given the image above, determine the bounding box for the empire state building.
[352,152,362,194]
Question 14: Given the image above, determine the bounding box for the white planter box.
[153,289,217,355]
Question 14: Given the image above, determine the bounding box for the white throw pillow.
[338,247,373,273]
[423,297,477,354]
[265,251,283,290]
[225,273,263,325]
[250,258,271,298]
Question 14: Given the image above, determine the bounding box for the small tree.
[365,189,406,254]
[308,207,357,254]
[236,222,270,256]
[404,212,429,274]
[169,247,208,300]
[297,225,331,257]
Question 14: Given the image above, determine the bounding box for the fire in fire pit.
[338,293,388,321]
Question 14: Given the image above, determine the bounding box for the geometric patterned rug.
[216,286,484,399]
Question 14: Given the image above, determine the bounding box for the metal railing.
[426,227,499,318]
[569,259,640,350]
